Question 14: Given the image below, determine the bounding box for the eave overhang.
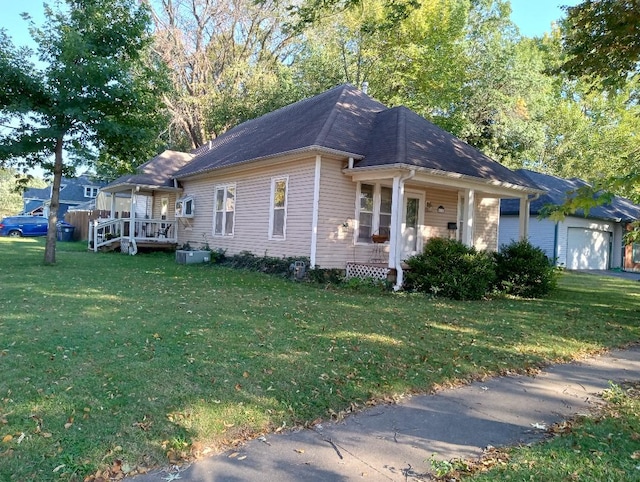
[343,163,545,198]
[175,145,364,181]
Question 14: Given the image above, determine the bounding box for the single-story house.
[98,84,543,288]
[499,169,640,271]
[23,174,106,219]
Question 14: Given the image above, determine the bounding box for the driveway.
[577,269,640,281]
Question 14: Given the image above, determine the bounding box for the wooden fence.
[64,210,127,241]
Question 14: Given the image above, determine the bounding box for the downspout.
[310,155,322,268]
[392,169,416,291]
[553,221,559,265]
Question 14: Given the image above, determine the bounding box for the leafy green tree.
[0,0,168,264]
[557,0,640,232]
[560,0,640,93]
[0,169,46,218]
[290,0,470,117]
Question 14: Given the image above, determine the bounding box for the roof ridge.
[314,84,351,146]
[396,107,407,164]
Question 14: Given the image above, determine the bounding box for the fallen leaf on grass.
[2,434,12,443]
[631,451,640,460]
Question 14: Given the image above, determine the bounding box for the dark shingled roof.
[501,169,640,222]
[106,150,194,190]
[175,84,536,190]
[23,175,105,203]
[176,84,384,178]
[361,106,532,187]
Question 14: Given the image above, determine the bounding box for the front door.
[401,192,424,260]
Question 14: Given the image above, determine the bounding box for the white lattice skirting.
[346,263,390,281]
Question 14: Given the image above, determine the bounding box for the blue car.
[0,216,49,237]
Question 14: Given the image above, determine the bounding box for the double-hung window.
[356,183,393,243]
[214,184,235,236]
[84,186,99,198]
[269,177,288,239]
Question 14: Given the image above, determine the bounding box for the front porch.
[89,217,177,254]
[336,164,542,289]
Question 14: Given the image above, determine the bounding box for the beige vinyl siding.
[473,196,499,251]
[178,157,316,257]
[314,159,368,268]
[151,192,177,220]
[421,188,458,241]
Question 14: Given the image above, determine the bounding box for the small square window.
[175,196,195,218]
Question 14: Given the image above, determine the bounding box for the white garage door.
[566,228,610,270]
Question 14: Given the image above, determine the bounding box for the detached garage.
[499,170,640,271]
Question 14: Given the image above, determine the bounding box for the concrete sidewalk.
[131,345,640,482]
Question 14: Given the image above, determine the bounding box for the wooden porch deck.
[89,218,178,254]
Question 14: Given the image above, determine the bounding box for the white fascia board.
[344,164,544,198]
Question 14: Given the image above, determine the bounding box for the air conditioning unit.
[176,250,210,264]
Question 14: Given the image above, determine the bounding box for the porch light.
[437,205,445,213]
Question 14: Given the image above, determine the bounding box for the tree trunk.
[43,136,64,265]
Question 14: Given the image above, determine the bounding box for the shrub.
[341,276,393,293]
[494,239,558,298]
[307,267,345,285]
[404,237,496,300]
[219,251,310,278]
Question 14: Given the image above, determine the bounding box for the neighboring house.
[99,84,541,287]
[499,169,640,271]
[23,174,106,219]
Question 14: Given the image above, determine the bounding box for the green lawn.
[0,238,639,480]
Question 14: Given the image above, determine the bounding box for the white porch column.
[518,196,530,240]
[310,155,321,268]
[391,170,415,290]
[130,188,137,241]
[389,175,402,271]
[110,193,116,219]
[462,189,475,247]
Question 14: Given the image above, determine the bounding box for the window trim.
[355,182,392,245]
[212,184,236,237]
[269,176,289,240]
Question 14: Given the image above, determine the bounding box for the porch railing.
[89,218,177,252]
